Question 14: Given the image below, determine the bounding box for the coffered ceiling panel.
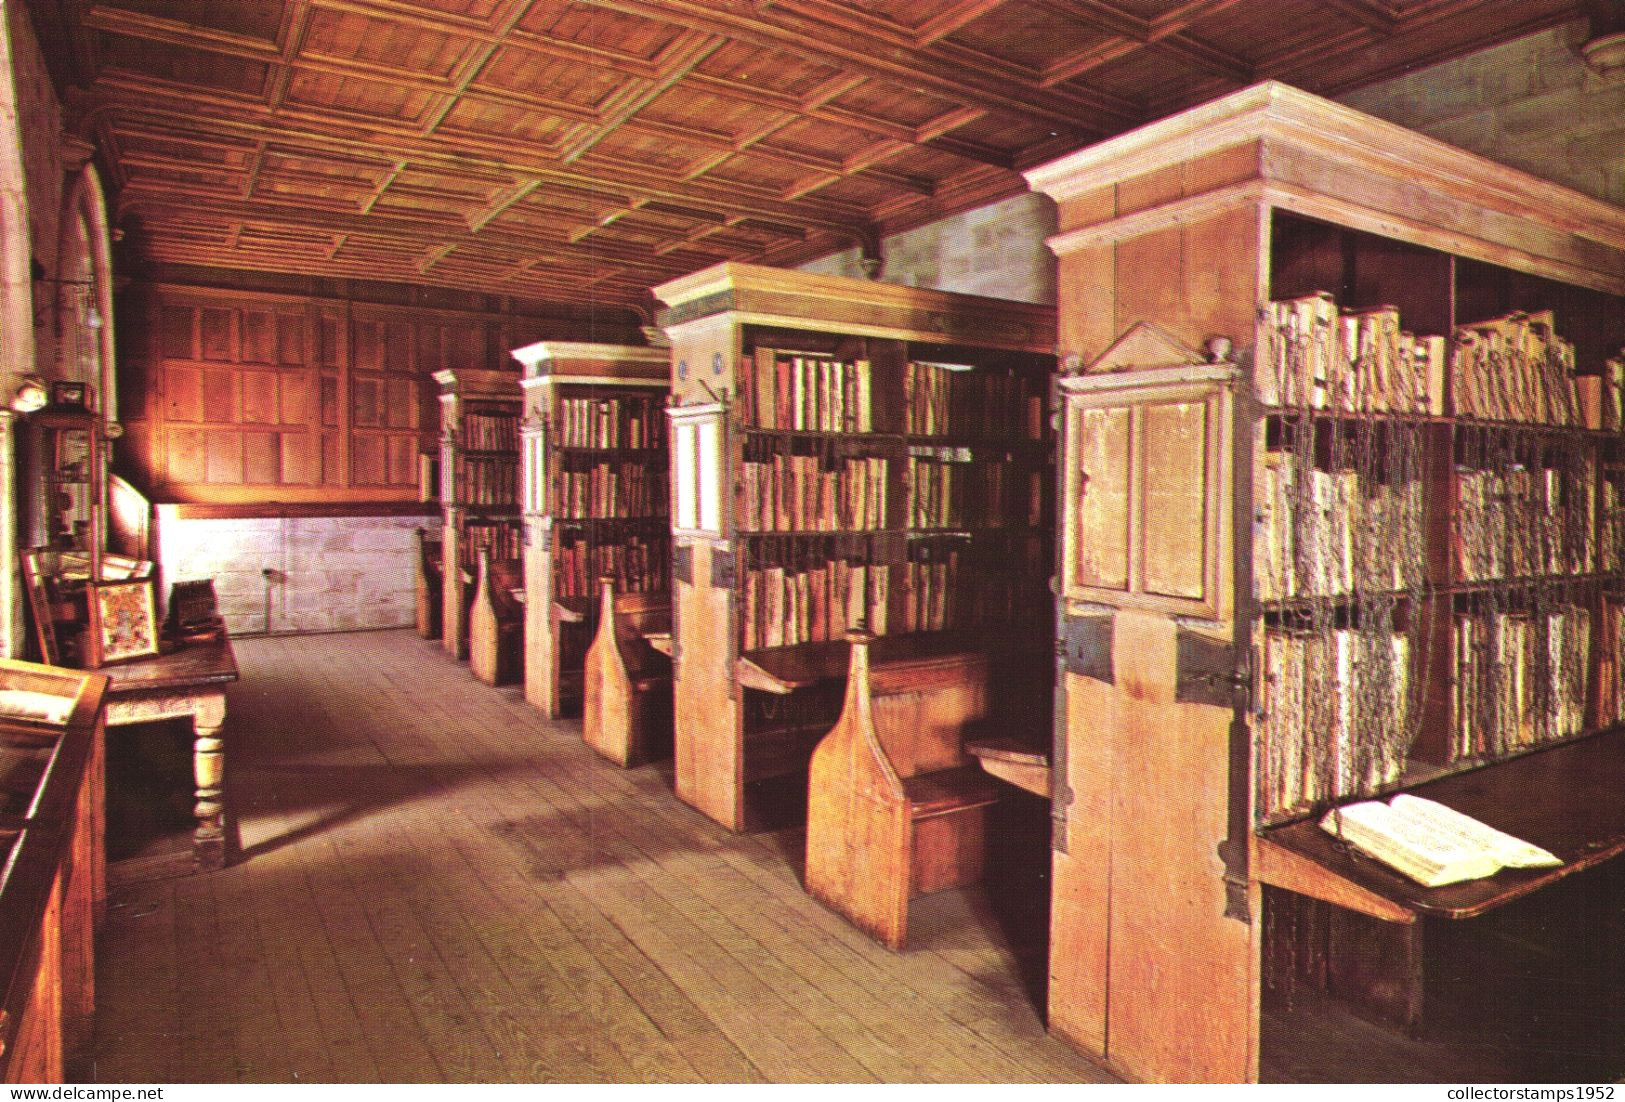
[29,0,1605,317]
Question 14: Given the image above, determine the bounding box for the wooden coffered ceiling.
[27,0,1608,315]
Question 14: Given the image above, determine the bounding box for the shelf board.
[735,631,991,695]
[1256,725,1625,923]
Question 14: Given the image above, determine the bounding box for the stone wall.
[1340,20,1624,208]
[154,509,427,636]
[802,191,1057,305]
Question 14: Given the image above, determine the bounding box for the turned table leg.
[191,692,229,871]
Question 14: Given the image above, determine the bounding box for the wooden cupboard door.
[1058,364,1235,622]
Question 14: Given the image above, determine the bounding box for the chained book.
[1320,794,1561,888]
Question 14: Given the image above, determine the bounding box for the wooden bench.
[413,527,442,640]
[468,550,523,686]
[805,631,1002,950]
[582,577,672,767]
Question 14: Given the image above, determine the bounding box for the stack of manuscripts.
[1454,460,1595,582]
[555,394,663,450]
[1451,309,1580,425]
[551,458,667,520]
[740,560,889,651]
[741,349,873,433]
[462,411,520,451]
[455,455,518,506]
[1452,604,1590,759]
[905,361,1045,439]
[739,453,888,532]
[1254,453,1425,602]
[1256,627,1411,819]
[905,447,1044,530]
[552,531,667,599]
[1258,292,1446,413]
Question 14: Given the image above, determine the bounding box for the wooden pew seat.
[469,551,523,686]
[805,632,1000,950]
[582,578,672,767]
[413,527,442,640]
[965,735,1051,798]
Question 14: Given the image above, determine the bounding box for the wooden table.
[101,634,239,871]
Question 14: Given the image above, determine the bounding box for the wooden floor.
[84,629,1115,1084]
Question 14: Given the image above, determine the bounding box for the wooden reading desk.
[1257,725,1625,1027]
[101,633,239,871]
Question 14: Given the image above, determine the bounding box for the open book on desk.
[1321,793,1562,888]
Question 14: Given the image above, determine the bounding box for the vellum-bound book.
[1321,793,1561,888]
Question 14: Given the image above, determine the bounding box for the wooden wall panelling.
[124,284,560,504]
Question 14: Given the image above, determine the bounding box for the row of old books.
[460,519,520,571]
[1256,626,1410,819]
[553,531,668,599]
[1454,462,1595,582]
[741,349,874,433]
[740,559,890,651]
[1259,293,1446,414]
[905,449,1044,529]
[1254,452,1426,602]
[556,394,664,450]
[1602,478,1625,573]
[1607,351,1625,430]
[904,361,1045,439]
[1610,602,1625,726]
[896,556,954,634]
[461,410,520,451]
[550,459,667,520]
[1452,309,1580,425]
[739,454,888,533]
[1259,295,1597,427]
[1452,604,1589,760]
[453,454,519,506]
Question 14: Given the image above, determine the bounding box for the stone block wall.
[1339,20,1623,207]
[803,191,1058,305]
[154,508,428,636]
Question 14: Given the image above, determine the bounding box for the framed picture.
[51,380,88,409]
[87,579,160,666]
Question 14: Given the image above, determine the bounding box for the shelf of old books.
[509,341,671,718]
[434,368,522,661]
[653,262,1055,833]
[1027,82,1625,1082]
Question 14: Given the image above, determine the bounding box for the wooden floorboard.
[87,629,1114,1084]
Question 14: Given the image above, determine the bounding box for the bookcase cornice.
[654,262,1055,354]
[432,367,523,397]
[509,341,668,382]
[1027,81,1625,296]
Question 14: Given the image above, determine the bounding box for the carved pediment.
[1083,322,1207,374]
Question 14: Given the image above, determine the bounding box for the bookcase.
[1025,81,1625,1083]
[509,341,670,717]
[434,368,522,660]
[653,262,1055,832]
